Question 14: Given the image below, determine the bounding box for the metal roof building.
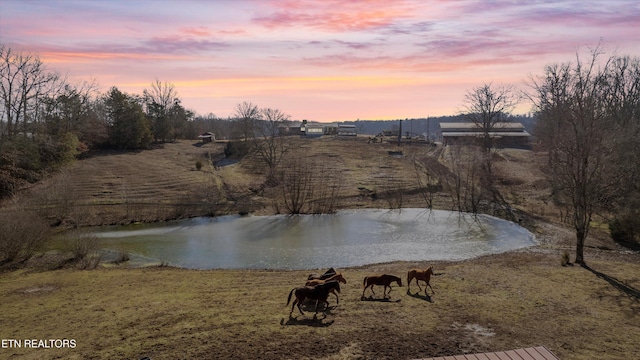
[439,122,531,148]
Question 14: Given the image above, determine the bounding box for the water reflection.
[94,209,536,270]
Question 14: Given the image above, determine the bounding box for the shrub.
[0,207,51,264]
[113,248,130,265]
[609,215,639,248]
[224,140,252,158]
[63,230,100,264]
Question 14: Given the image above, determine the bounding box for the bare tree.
[529,47,633,264]
[275,149,342,215]
[143,79,178,142]
[459,83,520,220]
[255,107,291,181]
[277,151,314,214]
[412,146,445,210]
[234,101,260,141]
[0,44,62,140]
[443,145,485,215]
[309,162,343,214]
[462,83,520,153]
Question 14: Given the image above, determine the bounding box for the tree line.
[428,47,640,264]
[0,45,292,199]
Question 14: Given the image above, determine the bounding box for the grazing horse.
[407,266,435,295]
[287,280,341,315]
[362,274,402,298]
[305,273,347,304]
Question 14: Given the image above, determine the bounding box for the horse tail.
[286,288,296,306]
[363,276,368,288]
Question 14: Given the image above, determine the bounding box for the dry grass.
[1,248,638,360]
[11,138,446,225]
[2,137,639,359]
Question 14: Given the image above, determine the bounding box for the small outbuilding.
[198,132,215,143]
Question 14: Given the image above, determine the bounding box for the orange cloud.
[39,51,192,63]
[173,74,423,92]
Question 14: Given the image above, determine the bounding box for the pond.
[92,209,536,270]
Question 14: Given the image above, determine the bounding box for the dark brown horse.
[362,274,402,298]
[305,273,347,304]
[287,280,341,315]
[307,267,336,281]
[407,266,435,295]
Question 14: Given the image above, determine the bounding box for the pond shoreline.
[88,208,537,270]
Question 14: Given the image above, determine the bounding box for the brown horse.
[287,280,341,315]
[305,273,347,304]
[305,273,347,286]
[362,274,402,298]
[407,266,435,295]
[307,267,336,281]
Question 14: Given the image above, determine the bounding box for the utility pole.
[427,116,430,143]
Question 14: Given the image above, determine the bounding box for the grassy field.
[1,251,638,360]
[1,138,639,359]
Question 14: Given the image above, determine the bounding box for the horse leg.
[408,274,414,292]
[315,298,327,313]
[331,289,339,304]
[322,298,329,312]
[362,284,374,298]
[295,296,305,315]
[428,282,435,295]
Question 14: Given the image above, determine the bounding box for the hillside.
[2,136,570,231]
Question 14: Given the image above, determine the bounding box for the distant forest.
[342,114,537,139]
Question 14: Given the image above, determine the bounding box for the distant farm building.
[279,121,356,137]
[297,120,342,137]
[198,132,215,143]
[439,122,530,148]
[279,121,303,136]
[337,124,357,136]
[302,120,324,137]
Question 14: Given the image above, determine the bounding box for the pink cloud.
[252,0,417,32]
[180,26,212,37]
[142,36,228,54]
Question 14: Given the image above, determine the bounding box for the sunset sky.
[1,0,639,122]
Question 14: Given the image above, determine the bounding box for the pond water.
[92,209,536,270]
